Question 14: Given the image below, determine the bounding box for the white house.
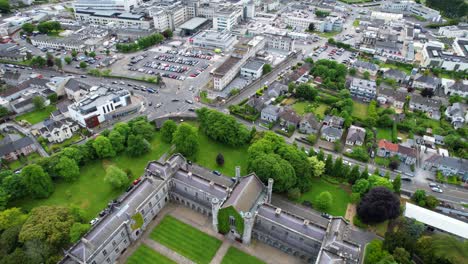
[39,118,80,143]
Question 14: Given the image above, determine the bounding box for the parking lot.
[310,45,357,64]
[111,46,221,84]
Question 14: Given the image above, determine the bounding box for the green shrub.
[218,206,244,235]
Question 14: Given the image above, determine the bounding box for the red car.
[133,178,141,185]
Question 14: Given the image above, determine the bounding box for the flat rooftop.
[178,17,208,31]
[404,202,468,239]
[213,56,242,76]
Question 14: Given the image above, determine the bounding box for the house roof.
[222,174,264,213]
[280,108,301,124]
[425,154,468,172]
[398,145,416,158]
[410,94,441,108]
[378,139,398,152]
[352,60,379,71]
[323,115,344,128]
[383,68,406,79]
[405,202,468,239]
[414,75,440,86]
[262,105,281,116]
[321,125,343,138]
[0,134,35,156]
[65,78,92,92]
[449,81,468,93]
[301,113,321,130]
[246,96,266,112]
[346,125,366,143]
[267,81,288,97]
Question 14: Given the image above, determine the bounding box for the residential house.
[0,134,37,161]
[39,118,80,143]
[382,69,407,83]
[412,75,441,91]
[267,81,288,98]
[246,96,267,112]
[320,125,343,142]
[445,81,468,97]
[299,113,321,134]
[345,125,366,146]
[398,145,417,165]
[322,115,344,128]
[352,60,380,76]
[377,139,416,165]
[279,108,301,128]
[424,154,468,177]
[64,78,92,101]
[348,77,377,100]
[377,139,399,157]
[409,94,441,120]
[377,87,407,109]
[261,105,281,123]
[445,103,466,129]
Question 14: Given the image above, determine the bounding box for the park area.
[298,178,351,216]
[352,101,368,120]
[15,105,57,124]
[150,215,222,264]
[126,244,175,264]
[11,132,172,221]
[221,247,265,264]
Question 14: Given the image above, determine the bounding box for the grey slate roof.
[425,154,468,172]
[262,105,281,116]
[352,60,379,72]
[449,81,468,93]
[383,69,406,80]
[321,125,343,138]
[0,134,35,156]
[414,75,440,86]
[410,94,441,108]
[65,78,92,92]
[346,125,365,143]
[257,203,327,242]
[301,113,321,130]
[222,174,264,213]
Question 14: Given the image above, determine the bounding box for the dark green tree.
[20,165,54,198]
[160,120,177,143]
[173,123,199,157]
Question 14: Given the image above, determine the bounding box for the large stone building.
[60,154,362,264]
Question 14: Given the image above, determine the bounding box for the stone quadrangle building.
[60,154,362,264]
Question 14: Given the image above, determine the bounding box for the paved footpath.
[209,241,231,264]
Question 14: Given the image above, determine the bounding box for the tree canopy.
[92,136,116,158]
[20,165,54,199]
[104,165,128,189]
[357,187,400,224]
[173,123,199,157]
[161,120,177,143]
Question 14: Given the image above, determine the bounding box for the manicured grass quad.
[299,178,351,216]
[221,247,265,264]
[126,244,176,264]
[150,216,222,264]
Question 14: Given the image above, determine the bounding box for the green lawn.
[185,123,249,177]
[127,244,175,264]
[10,132,171,221]
[352,102,368,120]
[298,178,351,216]
[376,128,392,140]
[15,105,57,124]
[150,215,222,264]
[221,247,265,264]
[6,152,42,171]
[292,101,328,117]
[374,157,390,167]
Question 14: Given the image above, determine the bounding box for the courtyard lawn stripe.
[221,247,265,264]
[126,244,176,264]
[150,215,222,264]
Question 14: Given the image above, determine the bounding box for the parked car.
[401,177,412,182]
[431,187,443,193]
[321,213,331,219]
[212,170,221,176]
[90,218,99,225]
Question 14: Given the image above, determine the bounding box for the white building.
[381,1,440,21]
[149,1,192,32]
[283,11,342,33]
[68,86,138,128]
[240,60,265,79]
[421,41,468,71]
[212,36,265,91]
[39,118,80,143]
[264,33,295,52]
[75,10,152,30]
[31,35,90,52]
[348,78,377,100]
[213,6,242,32]
[438,26,468,38]
[73,0,139,13]
[191,30,238,50]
